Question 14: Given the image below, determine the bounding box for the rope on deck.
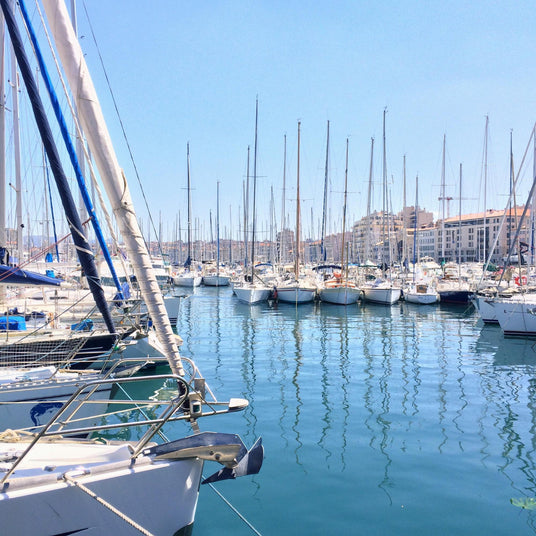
[63,472,155,536]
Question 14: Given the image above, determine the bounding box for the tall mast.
[402,154,407,268]
[250,97,258,280]
[186,142,192,269]
[295,120,301,278]
[216,181,220,274]
[413,175,419,275]
[341,138,349,274]
[482,115,488,262]
[365,137,374,263]
[440,134,446,262]
[244,146,250,269]
[458,163,462,268]
[280,134,286,266]
[321,120,329,262]
[382,108,387,273]
[10,33,22,265]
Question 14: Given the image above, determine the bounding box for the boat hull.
[276,286,316,304]
[0,444,203,535]
[437,289,473,304]
[203,275,231,287]
[404,292,439,305]
[173,274,202,287]
[0,372,113,432]
[319,286,360,305]
[493,298,536,336]
[234,286,272,304]
[362,287,401,305]
[472,295,498,323]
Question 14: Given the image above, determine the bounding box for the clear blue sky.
[63,1,536,242]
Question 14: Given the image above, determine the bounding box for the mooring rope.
[204,477,264,536]
[114,383,264,534]
[63,472,155,536]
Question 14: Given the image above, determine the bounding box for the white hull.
[493,296,536,336]
[276,286,316,304]
[319,286,360,305]
[0,441,202,535]
[0,369,113,432]
[173,273,202,287]
[472,295,498,323]
[404,286,439,305]
[234,285,272,304]
[203,274,231,287]
[404,292,439,305]
[362,286,401,305]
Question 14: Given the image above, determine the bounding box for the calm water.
[160,286,536,535]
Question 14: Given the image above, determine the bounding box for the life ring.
[515,275,528,286]
[334,272,341,279]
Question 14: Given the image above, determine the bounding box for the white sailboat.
[404,175,439,305]
[319,138,360,305]
[203,182,231,286]
[361,110,401,305]
[173,143,202,288]
[234,98,272,304]
[0,4,263,536]
[275,121,317,304]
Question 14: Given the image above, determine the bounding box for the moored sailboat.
[233,98,272,304]
[275,121,317,304]
[318,137,360,305]
[0,4,263,535]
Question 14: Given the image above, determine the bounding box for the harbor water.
[158,286,536,535]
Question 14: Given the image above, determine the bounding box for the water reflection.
[169,287,536,532]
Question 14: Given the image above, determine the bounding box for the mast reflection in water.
[170,287,536,535]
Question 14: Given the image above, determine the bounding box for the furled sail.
[42,0,184,375]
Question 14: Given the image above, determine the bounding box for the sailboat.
[203,182,230,286]
[436,158,473,304]
[319,138,360,305]
[0,3,263,535]
[173,143,202,287]
[404,175,439,304]
[234,98,272,304]
[361,110,401,305]
[275,121,317,304]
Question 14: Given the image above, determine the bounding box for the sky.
[17,1,536,243]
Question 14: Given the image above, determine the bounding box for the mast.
[382,109,387,274]
[412,175,419,277]
[250,97,258,281]
[43,0,183,374]
[244,146,250,269]
[341,138,349,276]
[280,134,287,266]
[365,137,374,263]
[216,181,220,274]
[186,142,192,270]
[320,120,329,262]
[20,0,124,297]
[402,154,407,269]
[2,0,116,332]
[10,28,22,265]
[440,134,446,262]
[482,115,489,262]
[458,163,462,269]
[295,120,301,279]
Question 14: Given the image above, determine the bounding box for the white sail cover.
[42,0,184,376]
